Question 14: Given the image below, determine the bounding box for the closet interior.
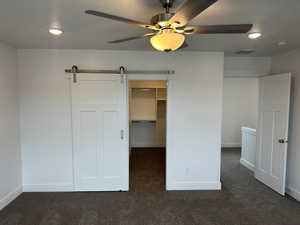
[129,80,167,149]
[128,80,167,192]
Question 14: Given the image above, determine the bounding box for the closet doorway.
[128,80,167,192]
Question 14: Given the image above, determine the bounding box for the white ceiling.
[0,0,299,56]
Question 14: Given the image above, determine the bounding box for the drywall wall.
[271,48,300,201]
[221,57,271,148]
[224,57,271,77]
[222,78,259,147]
[0,42,22,210]
[18,50,224,191]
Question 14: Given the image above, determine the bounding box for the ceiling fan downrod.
[151,0,176,27]
[160,0,174,13]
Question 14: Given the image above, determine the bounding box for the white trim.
[221,143,241,148]
[240,158,255,171]
[167,181,221,190]
[286,186,300,202]
[74,187,128,192]
[224,75,262,78]
[241,126,256,135]
[23,184,74,192]
[0,186,22,211]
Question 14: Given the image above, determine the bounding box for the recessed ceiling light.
[49,28,63,36]
[248,32,262,39]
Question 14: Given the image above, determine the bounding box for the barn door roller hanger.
[65,65,175,83]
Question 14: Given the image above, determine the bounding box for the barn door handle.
[278,139,288,144]
[120,130,124,140]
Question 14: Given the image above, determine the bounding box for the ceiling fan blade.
[108,33,156,43]
[184,24,253,34]
[85,10,157,30]
[168,0,218,26]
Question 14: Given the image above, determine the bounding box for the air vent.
[235,49,256,55]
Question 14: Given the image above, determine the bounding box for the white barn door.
[72,74,128,191]
[255,73,291,195]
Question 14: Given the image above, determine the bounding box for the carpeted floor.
[1,148,300,225]
[129,148,165,192]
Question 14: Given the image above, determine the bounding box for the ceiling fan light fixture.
[150,29,185,51]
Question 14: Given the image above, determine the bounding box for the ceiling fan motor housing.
[153,0,176,27]
[151,13,174,27]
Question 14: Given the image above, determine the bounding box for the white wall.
[224,57,271,78]
[221,57,270,148]
[0,43,22,210]
[271,48,300,201]
[18,50,224,191]
[222,78,259,147]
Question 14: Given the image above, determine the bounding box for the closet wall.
[129,81,167,148]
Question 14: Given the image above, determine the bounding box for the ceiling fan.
[85,0,253,52]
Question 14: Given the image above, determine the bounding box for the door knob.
[278,139,288,144]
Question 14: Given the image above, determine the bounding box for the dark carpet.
[129,148,165,192]
[1,148,300,225]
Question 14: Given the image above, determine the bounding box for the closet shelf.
[131,120,156,123]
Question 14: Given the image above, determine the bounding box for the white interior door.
[72,74,128,191]
[255,73,291,195]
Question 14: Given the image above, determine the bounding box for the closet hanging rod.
[65,66,175,75]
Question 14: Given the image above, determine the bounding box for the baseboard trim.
[286,186,300,202]
[221,143,241,148]
[167,181,222,191]
[0,186,22,211]
[23,184,74,192]
[240,158,255,171]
